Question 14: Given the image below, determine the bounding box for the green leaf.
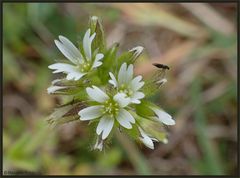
[8,133,30,158]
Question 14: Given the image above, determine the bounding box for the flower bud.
[89,16,106,51]
[129,46,144,63]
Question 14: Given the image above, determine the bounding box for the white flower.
[48,29,104,81]
[129,46,144,60]
[109,63,145,104]
[150,107,175,125]
[138,127,158,149]
[78,85,135,140]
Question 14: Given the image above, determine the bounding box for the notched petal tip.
[58,35,65,40]
[54,39,60,46]
[130,46,144,52]
[96,116,114,140]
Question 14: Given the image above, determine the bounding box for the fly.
[152,63,170,87]
[152,63,170,70]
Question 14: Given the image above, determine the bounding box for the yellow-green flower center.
[79,62,91,73]
[102,99,119,118]
[119,84,133,96]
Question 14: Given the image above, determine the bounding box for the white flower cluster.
[48,18,175,151]
[49,29,104,81]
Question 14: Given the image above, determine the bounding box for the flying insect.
[152,63,170,87]
[152,63,170,70]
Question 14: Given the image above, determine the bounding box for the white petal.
[138,127,155,149]
[131,92,145,103]
[51,79,62,85]
[96,115,114,140]
[139,136,154,149]
[118,63,127,85]
[83,29,96,60]
[48,63,76,73]
[129,46,144,58]
[116,109,135,129]
[47,86,67,94]
[156,78,167,85]
[78,106,103,120]
[94,137,103,151]
[92,53,104,68]
[55,39,79,65]
[90,33,96,43]
[49,63,85,80]
[131,99,141,104]
[109,72,118,87]
[66,71,86,81]
[58,35,83,64]
[131,75,142,84]
[151,107,175,125]
[86,86,109,103]
[113,93,130,107]
[135,81,145,91]
[130,75,144,91]
[126,64,133,83]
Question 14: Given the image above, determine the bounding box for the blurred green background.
[3,3,237,175]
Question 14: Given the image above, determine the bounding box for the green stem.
[115,130,151,175]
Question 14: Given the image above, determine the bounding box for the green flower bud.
[89,16,106,52]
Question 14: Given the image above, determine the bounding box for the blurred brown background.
[3,3,238,175]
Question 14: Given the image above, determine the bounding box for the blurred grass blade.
[180,3,235,36]
[190,78,224,175]
[112,3,208,39]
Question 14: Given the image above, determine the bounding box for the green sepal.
[97,42,119,84]
[135,100,155,118]
[141,79,159,97]
[47,102,85,127]
[138,117,167,143]
[116,46,143,68]
[115,51,132,68]
[50,87,84,96]
[89,16,106,52]
[122,123,140,141]
[48,78,90,97]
